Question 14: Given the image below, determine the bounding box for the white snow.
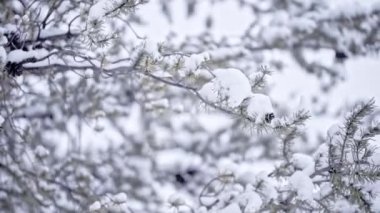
[144,39,161,58]
[7,1,24,15]
[0,0,380,213]
[88,0,111,22]
[239,172,278,201]
[34,145,50,158]
[0,34,8,45]
[326,0,379,21]
[262,26,292,44]
[168,194,186,206]
[89,201,101,211]
[7,49,49,63]
[292,153,315,175]
[313,143,329,168]
[371,196,380,212]
[199,197,218,206]
[40,28,67,38]
[152,70,172,78]
[327,123,342,146]
[112,192,127,203]
[88,193,129,212]
[290,17,317,33]
[237,190,263,212]
[198,69,274,118]
[333,199,358,213]
[124,103,143,137]
[246,93,274,121]
[160,52,211,75]
[289,171,314,201]
[199,68,252,107]
[183,52,210,71]
[327,124,341,138]
[0,46,6,70]
[193,68,214,80]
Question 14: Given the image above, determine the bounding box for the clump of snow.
[199,68,252,107]
[198,68,274,119]
[7,1,23,14]
[0,34,8,45]
[240,172,278,201]
[168,194,186,206]
[317,182,332,199]
[144,39,161,58]
[333,199,358,213]
[124,103,143,138]
[246,93,274,121]
[290,18,317,33]
[327,123,342,145]
[0,34,7,70]
[113,192,127,203]
[289,171,314,201]
[34,145,50,158]
[325,1,375,21]
[88,0,114,22]
[38,180,55,192]
[262,26,291,44]
[200,196,218,207]
[152,70,172,78]
[89,201,101,211]
[89,192,129,212]
[7,49,49,63]
[193,68,213,80]
[353,129,363,141]
[0,46,6,70]
[217,158,238,176]
[249,70,273,86]
[237,189,263,212]
[183,52,210,71]
[40,27,67,39]
[372,196,380,212]
[292,153,315,175]
[327,123,341,137]
[313,143,329,168]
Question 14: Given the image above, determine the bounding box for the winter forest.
[1,0,380,212]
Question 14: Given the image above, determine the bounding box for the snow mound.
[199,68,252,107]
[292,153,315,175]
[289,171,314,201]
[246,93,274,121]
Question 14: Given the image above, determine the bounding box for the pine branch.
[339,99,376,164]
